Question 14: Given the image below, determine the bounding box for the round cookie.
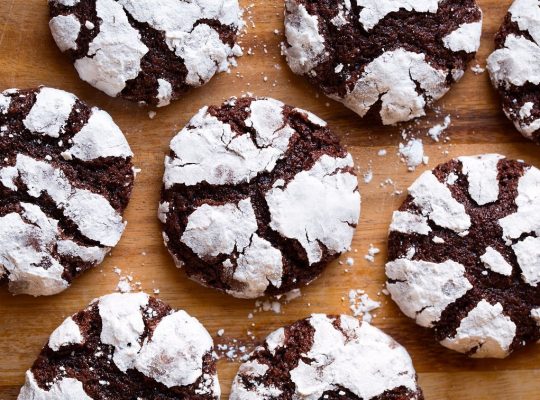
[230,314,424,400]
[159,97,360,299]
[18,292,220,399]
[487,0,540,143]
[282,0,483,125]
[386,154,540,358]
[0,87,134,297]
[48,0,244,107]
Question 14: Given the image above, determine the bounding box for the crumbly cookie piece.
[18,292,220,399]
[386,154,540,358]
[49,0,244,106]
[487,0,540,143]
[283,0,482,125]
[230,314,424,400]
[159,97,360,299]
[0,87,134,296]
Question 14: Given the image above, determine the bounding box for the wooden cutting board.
[1,0,539,399]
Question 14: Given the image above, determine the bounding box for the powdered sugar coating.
[67,108,133,161]
[481,247,513,276]
[49,14,81,52]
[442,20,483,53]
[283,0,482,125]
[513,236,540,286]
[337,49,449,125]
[0,87,133,296]
[408,170,471,234]
[265,154,360,265]
[75,0,149,97]
[18,371,91,400]
[48,317,84,351]
[231,314,422,400]
[283,0,326,74]
[19,293,219,398]
[389,211,432,235]
[161,97,360,299]
[386,259,473,328]
[164,100,294,188]
[23,87,76,138]
[459,154,504,206]
[441,300,517,358]
[499,165,540,241]
[181,198,258,259]
[135,310,214,388]
[357,0,440,31]
[49,0,243,105]
[487,0,540,141]
[387,155,540,358]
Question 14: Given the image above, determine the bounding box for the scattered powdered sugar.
[364,244,380,263]
[428,114,451,142]
[399,138,425,171]
[348,290,381,322]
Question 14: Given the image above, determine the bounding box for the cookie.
[386,154,540,358]
[487,0,540,143]
[48,0,244,107]
[0,87,133,297]
[159,97,360,299]
[282,0,483,125]
[230,314,424,400]
[18,292,220,399]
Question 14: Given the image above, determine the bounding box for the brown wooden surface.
[0,1,539,399]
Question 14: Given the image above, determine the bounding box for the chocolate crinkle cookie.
[282,0,483,125]
[386,154,540,358]
[487,0,540,143]
[230,314,424,400]
[48,0,244,107]
[159,97,361,299]
[0,87,133,297]
[18,292,220,400]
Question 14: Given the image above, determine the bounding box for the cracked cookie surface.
[159,97,361,299]
[0,87,133,297]
[230,314,424,400]
[282,0,482,125]
[18,292,220,400]
[487,0,540,143]
[48,0,244,106]
[386,154,540,358]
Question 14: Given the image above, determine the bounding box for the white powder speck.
[348,290,381,322]
[428,115,451,142]
[399,139,424,171]
[364,244,380,263]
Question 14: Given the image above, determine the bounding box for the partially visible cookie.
[282,0,482,125]
[48,0,244,107]
[0,87,134,297]
[159,97,360,299]
[18,292,220,399]
[487,0,540,143]
[230,314,424,400]
[386,154,540,358]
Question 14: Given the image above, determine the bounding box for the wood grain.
[0,1,539,399]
